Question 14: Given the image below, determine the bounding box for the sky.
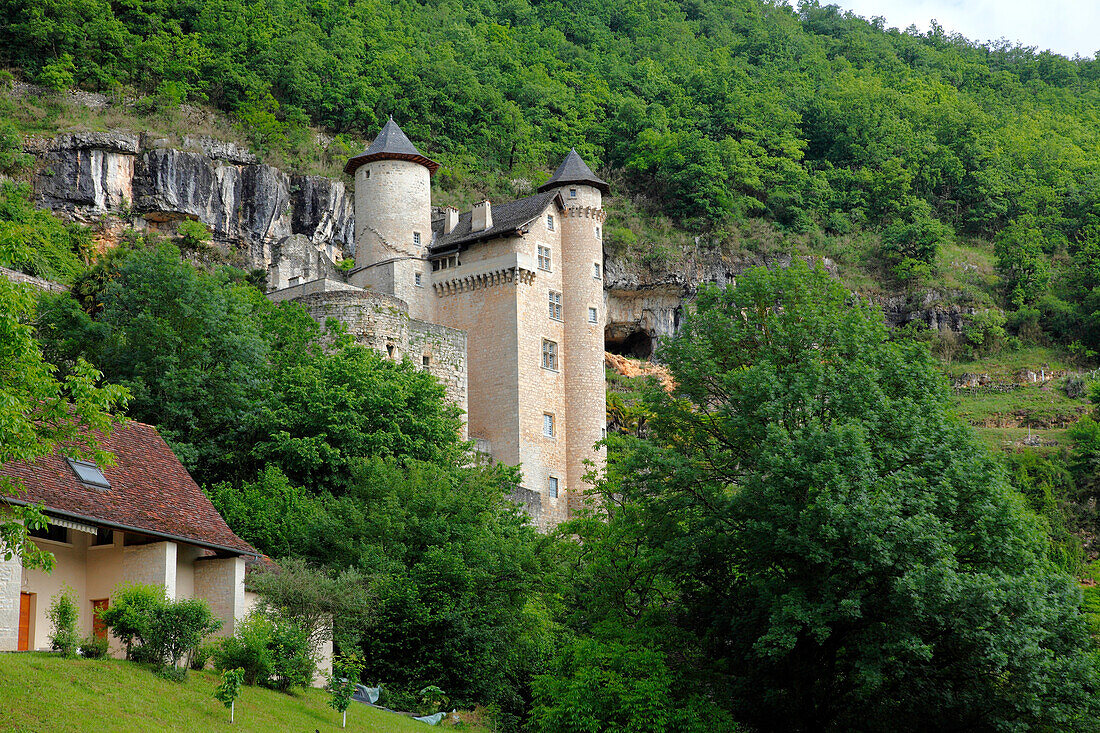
[817,0,1100,59]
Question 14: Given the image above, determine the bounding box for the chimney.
[471,200,492,232]
[444,206,460,234]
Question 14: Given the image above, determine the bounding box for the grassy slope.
[0,653,478,733]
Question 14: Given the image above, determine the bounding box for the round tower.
[345,118,437,321]
[539,150,609,517]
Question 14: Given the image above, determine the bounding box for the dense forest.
[7,0,1100,730]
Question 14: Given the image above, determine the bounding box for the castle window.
[542,339,558,371]
[569,188,577,198]
[422,354,431,369]
[386,344,395,359]
[546,214,554,231]
[549,291,563,321]
[414,231,421,246]
[548,476,559,498]
[538,246,551,271]
[593,262,601,279]
[415,272,423,287]
[365,170,370,179]
[588,307,598,324]
[596,226,601,238]
[543,413,555,438]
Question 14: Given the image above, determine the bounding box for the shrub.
[145,597,221,672]
[80,635,109,659]
[47,587,79,658]
[214,611,314,692]
[189,641,216,671]
[98,583,165,660]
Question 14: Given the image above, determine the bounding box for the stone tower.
[344,118,437,321]
[538,150,608,515]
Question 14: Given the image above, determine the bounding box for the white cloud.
[820,0,1100,58]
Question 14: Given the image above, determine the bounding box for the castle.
[268,119,607,529]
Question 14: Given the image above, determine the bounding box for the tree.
[328,653,365,729]
[995,217,1051,308]
[579,262,1100,731]
[47,586,79,657]
[214,668,245,724]
[0,275,126,570]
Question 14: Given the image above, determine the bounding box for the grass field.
[0,653,484,733]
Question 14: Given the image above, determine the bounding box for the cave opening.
[605,328,655,359]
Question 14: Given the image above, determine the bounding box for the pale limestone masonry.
[194,556,246,637]
[122,541,177,598]
[0,553,21,651]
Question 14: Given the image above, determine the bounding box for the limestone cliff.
[26,131,353,276]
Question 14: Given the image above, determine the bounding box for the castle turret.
[539,150,609,516]
[345,118,437,320]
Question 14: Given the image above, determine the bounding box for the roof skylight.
[66,458,110,489]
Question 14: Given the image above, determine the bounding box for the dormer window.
[66,457,110,489]
[546,215,554,231]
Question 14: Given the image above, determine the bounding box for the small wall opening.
[605,328,655,359]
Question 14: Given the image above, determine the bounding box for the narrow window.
[432,260,440,272]
[548,476,559,498]
[422,354,431,369]
[415,272,423,287]
[549,291,563,321]
[596,226,601,238]
[413,231,421,246]
[386,344,395,359]
[365,169,370,179]
[593,262,601,279]
[538,246,552,271]
[546,214,554,231]
[542,339,558,371]
[588,307,598,324]
[569,188,577,198]
[543,413,555,438]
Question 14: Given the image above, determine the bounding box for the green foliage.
[36,54,75,92]
[79,635,109,659]
[0,181,93,285]
[0,121,31,176]
[214,667,245,713]
[47,586,79,658]
[143,597,221,673]
[996,218,1051,308]
[176,219,212,253]
[188,641,215,671]
[97,583,166,660]
[571,263,1100,731]
[214,612,314,692]
[327,653,365,716]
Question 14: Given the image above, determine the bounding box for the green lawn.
[0,653,480,733]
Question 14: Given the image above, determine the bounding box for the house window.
[569,188,577,198]
[543,413,555,438]
[588,307,598,324]
[542,339,558,371]
[92,527,113,546]
[538,246,551,271]
[415,272,423,287]
[548,476,559,498]
[66,457,110,489]
[549,291,563,320]
[413,231,421,246]
[593,262,601,279]
[29,523,68,544]
[546,214,554,231]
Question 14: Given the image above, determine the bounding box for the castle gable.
[430,191,563,253]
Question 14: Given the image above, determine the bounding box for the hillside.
[0,653,485,732]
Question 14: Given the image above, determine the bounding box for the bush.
[145,597,221,672]
[189,641,216,671]
[47,587,79,658]
[214,612,314,692]
[80,635,110,659]
[98,583,165,660]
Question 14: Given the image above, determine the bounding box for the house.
[268,120,609,529]
[0,420,258,656]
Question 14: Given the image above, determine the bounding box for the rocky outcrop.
[28,130,354,278]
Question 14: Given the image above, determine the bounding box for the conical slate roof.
[537,148,609,194]
[344,117,440,175]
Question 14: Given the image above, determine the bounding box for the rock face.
[29,131,354,280]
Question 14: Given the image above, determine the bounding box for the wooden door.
[17,593,32,651]
[91,599,108,639]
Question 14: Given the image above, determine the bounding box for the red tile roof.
[0,421,256,556]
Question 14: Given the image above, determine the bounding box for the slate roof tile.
[431,190,562,252]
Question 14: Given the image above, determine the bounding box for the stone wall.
[194,556,246,637]
[294,290,468,421]
[0,553,22,651]
[122,541,177,598]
